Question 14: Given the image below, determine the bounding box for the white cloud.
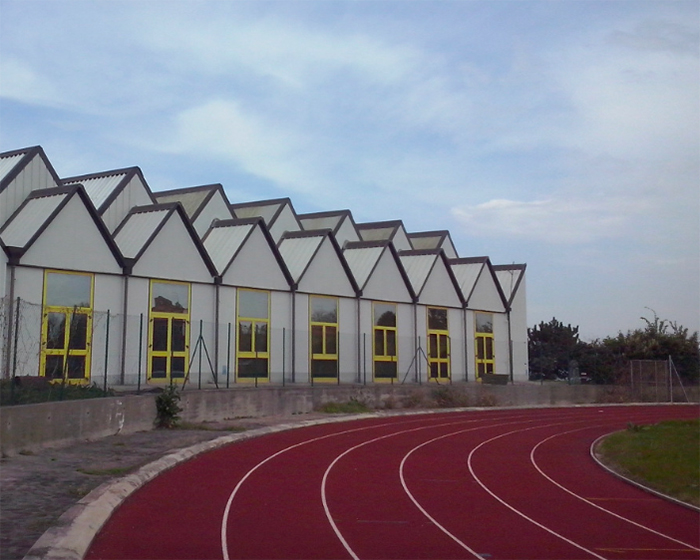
[0,56,62,108]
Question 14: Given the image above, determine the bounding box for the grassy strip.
[596,419,700,507]
[316,399,371,414]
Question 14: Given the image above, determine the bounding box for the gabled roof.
[63,167,155,214]
[398,248,464,305]
[450,256,507,310]
[113,202,217,276]
[230,197,302,230]
[153,183,231,223]
[356,220,404,242]
[278,229,360,294]
[0,146,61,193]
[407,230,458,258]
[492,264,527,306]
[343,239,415,300]
[298,209,356,235]
[202,217,293,285]
[0,185,123,266]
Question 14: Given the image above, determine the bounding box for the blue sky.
[1,0,698,340]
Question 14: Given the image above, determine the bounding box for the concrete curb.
[589,432,700,513]
[23,411,406,560]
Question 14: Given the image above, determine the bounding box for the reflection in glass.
[326,326,337,354]
[45,355,64,379]
[311,325,324,354]
[239,322,252,352]
[151,357,167,378]
[428,308,448,330]
[152,318,168,352]
[255,323,268,353]
[45,272,92,307]
[374,304,396,327]
[151,282,189,313]
[68,314,88,350]
[172,319,186,352]
[47,313,66,349]
[311,297,337,323]
[476,313,493,333]
[239,290,269,319]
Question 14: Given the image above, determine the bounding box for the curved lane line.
[465,424,608,560]
[530,426,700,552]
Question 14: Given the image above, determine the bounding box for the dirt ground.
[0,413,328,560]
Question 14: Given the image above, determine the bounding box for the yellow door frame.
[373,302,397,382]
[310,295,338,383]
[236,288,270,383]
[427,307,450,382]
[475,312,495,381]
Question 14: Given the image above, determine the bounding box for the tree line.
[528,311,700,384]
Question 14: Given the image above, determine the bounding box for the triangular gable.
[344,240,414,303]
[0,146,61,227]
[202,218,292,290]
[399,249,462,307]
[356,220,412,251]
[114,203,216,281]
[63,167,155,232]
[154,184,233,238]
[298,210,360,248]
[493,264,527,307]
[0,185,123,273]
[230,197,302,239]
[408,230,458,258]
[278,230,358,296]
[451,257,506,312]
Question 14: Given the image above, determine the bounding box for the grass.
[597,419,700,507]
[316,399,371,414]
[0,379,113,406]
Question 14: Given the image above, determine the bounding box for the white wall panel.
[297,238,355,297]
[221,226,290,291]
[270,205,301,243]
[418,262,462,308]
[0,155,57,227]
[362,249,413,304]
[469,269,506,313]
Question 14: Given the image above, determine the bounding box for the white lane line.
[221,411,486,560]
[466,425,608,560]
[531,427,700,552]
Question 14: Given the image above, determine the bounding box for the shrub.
[154,384,182,428]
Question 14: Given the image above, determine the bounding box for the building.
[0,145,528,386]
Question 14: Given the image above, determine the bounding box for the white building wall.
[338,296,358,384]
[188,282,218,387]
[292,292,310,382]
[297,239,355,298]
[0,155,57,227]
[335,218,360,248]
[418,262,462,308]
[221,227,290,291]
[269,205,301,243]
[193,193,232,238]
[90,274,125,387]
[101,176,153,233]
[270,290,292,383]
[448,307,466,382]
[510,275,529,381]
[493,312,510,377]
[362,249,413,304]
[469,269,506,313]
[392,228,413,251]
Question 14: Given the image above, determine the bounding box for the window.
[373,303,397,381]
[148,280,190,382]
[41,271,93,382]
[237,289,270,381]
[310,296,338,380]
[427,307,450,381]
[475,312,495,379]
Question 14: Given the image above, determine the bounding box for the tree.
[528,318,582,380]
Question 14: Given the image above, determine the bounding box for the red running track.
[86,405,700,560]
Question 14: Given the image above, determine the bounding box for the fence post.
[282,327,286,387]
[103,310,110,393]
[226,322,231,389]
[137,313,143,393]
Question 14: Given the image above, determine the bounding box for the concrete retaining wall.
[2,383,697,457]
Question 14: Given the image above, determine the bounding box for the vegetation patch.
[77,466,134,477]
[0,379,113,406]
[596,419,700,507]
[316,398,371,414]
[154,384,182,429]
[431,386,470,408]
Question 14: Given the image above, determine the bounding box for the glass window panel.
[486,363,494,374]
[374,329,385,356]
[171,357,186,378]
[255,323,268,353]
[238,290,269,319]
[326,326,337,355]
[68,313,88,350]
[45,272,92,308]
[238,321,253,352]
[151,282,189,313]
[152,318,169,352]
[485,337,493,359]
[311,325,324,354]
[312,359,338,378]
[151,356,167,378]
[476,337,485,359]
[428,308,448,330]
[476,313,493,333]
[429,333,438,358]
[171,319,187,352]
[311,297,337,323]
[440,362,449,377]
[66,356,85,379]
[375,361,397,379]
[386,330,397,357]
[45,355,64,379]
[374,304,396,327]
[478,363,486,377]
[429,362,439,378]
[46,312,66,349]
[238,358,269,377]
[439,334,448,359]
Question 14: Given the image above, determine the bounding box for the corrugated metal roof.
[359,226,395,242]
[399,253,435,294]
[0,192,67,248]
[495,268,520,300]
[114,209,169,259]
[409,235,442,250]
[0,153,26,184]
[278,234,324,283]
[451,261,483,298]
[299,214,341,231]
[233,203,279,223]
[343,245,383,290]
[203,222,254,275]
[64,173,127,209]
[154,190,208,218]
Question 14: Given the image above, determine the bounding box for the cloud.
[451,195,651,244]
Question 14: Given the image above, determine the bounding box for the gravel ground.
[0,414,327,560]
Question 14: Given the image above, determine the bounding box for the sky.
[1,0,698,341]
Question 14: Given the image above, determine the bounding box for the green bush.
[154,384,182,428]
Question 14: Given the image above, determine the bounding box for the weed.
[431,386,470,408]
[154,384,182,429]
[317,398,371,414]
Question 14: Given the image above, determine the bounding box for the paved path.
[0,414,327,560]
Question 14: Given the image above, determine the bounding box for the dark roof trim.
[277,228,332,245]
[343,239,392,250]
[62,166,156,214]
[153,183,229,223]
[492,263,527,306]
[356,219,404,230]
[450,256,489,265]
[0,146,61,194]
[230,197,302,232]
[399,249,464,305]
